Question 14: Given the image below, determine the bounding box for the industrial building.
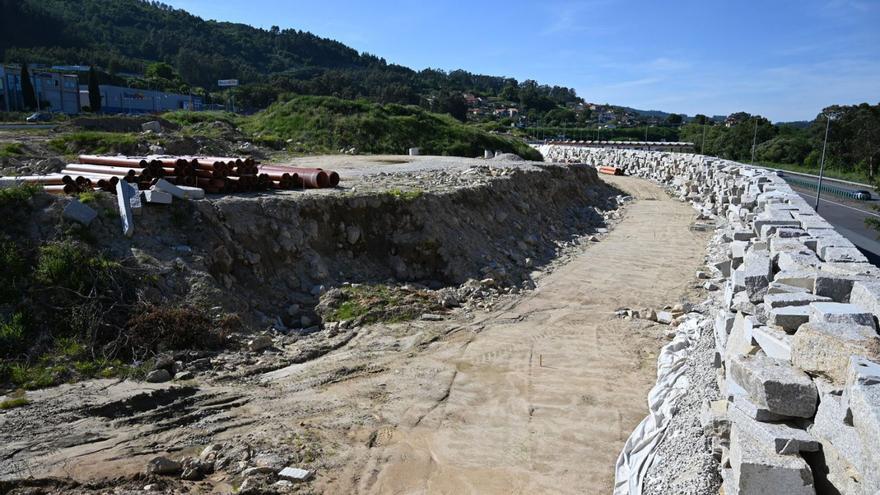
[80,85,203,114]
[0,64,80,114]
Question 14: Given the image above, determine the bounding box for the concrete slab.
[143,189,173,204]
[115,179,135,237]
[843,357,880,493]
[62,199,97,226]
[763,292,830,309]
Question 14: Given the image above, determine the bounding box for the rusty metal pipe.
[77,155,149,168]
[64,164,140,178]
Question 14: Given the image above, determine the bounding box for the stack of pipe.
[258,165,339,189]
[1,155,340,196]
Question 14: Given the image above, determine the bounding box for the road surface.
[789,185,880,266]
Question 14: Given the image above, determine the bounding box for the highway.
[788,185,880,266]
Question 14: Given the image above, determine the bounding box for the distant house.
[0,64,80,114]
[79,85,203,114]
[493,107,519,118]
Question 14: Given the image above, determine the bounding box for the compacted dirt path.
[0,176,709,495]
[309,176,709,494]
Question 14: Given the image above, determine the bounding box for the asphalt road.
[790,185,880,266]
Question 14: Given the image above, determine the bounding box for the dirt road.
[284,176,710,494]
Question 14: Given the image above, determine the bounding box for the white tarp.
[613,317,702,495]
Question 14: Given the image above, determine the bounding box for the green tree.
[693,114,709,125]
[666,113,683,125]
[87,65,101,112]
[20,62,37,110]
[437,92,468,122]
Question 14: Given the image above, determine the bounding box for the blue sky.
[165,0,879,121]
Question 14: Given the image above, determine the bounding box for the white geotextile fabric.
[613,317,702,495]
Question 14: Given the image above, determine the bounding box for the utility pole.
[750,118,759,164]
[701,124,707,155]
[815,115,832,213]
[645,124,648,142]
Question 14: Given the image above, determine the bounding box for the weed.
[77,191,99,204]
[0,313,27,358]
[35,240,120,293]
[0,183,40,208]
[0,143,23,158]
[0,242,29,304]
[0,397,29,410]
[386,188,423,201]
[48,131,139,155]
[323,284,442,324]
[124,304,224,358]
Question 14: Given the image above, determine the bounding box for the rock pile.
[545,146,880,495]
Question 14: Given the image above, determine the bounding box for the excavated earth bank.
[3,156,685,494]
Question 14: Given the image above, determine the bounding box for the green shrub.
[124,304,225,358]
[35,240,120,293]
[0,241,29,304]
[0,313,28,358]
[0,183,40,208]
[0,143,23,157]
[48,131,139,154]
[246,95,542,160]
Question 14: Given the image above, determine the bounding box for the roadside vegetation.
[0,185,236,391]
[244,96,542,159]
[320,284,444,325]
[48,131,141,155]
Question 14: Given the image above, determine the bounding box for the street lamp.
[814,115,832,212]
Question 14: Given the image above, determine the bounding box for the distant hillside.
[0,0,581,115]
[243,96,542,160]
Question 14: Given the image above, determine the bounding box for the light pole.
[814,115,832,212]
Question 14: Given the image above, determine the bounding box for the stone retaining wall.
[540,145,880,495]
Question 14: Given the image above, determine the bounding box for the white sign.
[218,79,239,87]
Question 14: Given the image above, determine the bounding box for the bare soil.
[0,175,709,494]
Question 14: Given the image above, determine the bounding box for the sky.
[164,0,880,122]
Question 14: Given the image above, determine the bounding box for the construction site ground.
[0,173,710,494]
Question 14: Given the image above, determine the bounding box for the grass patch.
[0,143,24,158]
[245,95,542,160]
[386,188,423,201]
[0,183,40,208]
[322,284,443,325]
[77,191,99,204]
[0,390,29,410]
[48,131,140,155]
[757,161,873,186]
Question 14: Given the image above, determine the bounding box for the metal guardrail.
[784,175,870,201]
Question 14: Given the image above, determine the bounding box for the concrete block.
[850,281,880,322]
[727,425,815,495]
[763,292,830,309]
[792,322,880,384]
[808,302,875,328]
[728,402,819,454]
[734,250,772,302]
[730,241,748,267]
[777,251,821,272]
[733,228,753,241]
[823,247,869,263]
[725,312,758,361]
[143,190,172,204]
[767,282,810,295]
[809,380,865,493]
[115,179,135,237]
[62,199,98,226]
[769,237,811,258]
[141,120,162,132]
[813,273,862,302]
[177,185,206,200]
[729,353,817,418]
[753,210,800,236]
[752,326,792,361]
[769,305,811,333]
[715,259,732,277]
[126,182,142,215]
[816,236,855,258]
[843,357,880,493]
[152,178,185,199]
[731,393,788,422]
[774,270,818,291]
[715,311,734,352]
[278,466,314,481]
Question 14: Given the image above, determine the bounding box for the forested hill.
[0,0,375,84]
[0,0,582,111]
